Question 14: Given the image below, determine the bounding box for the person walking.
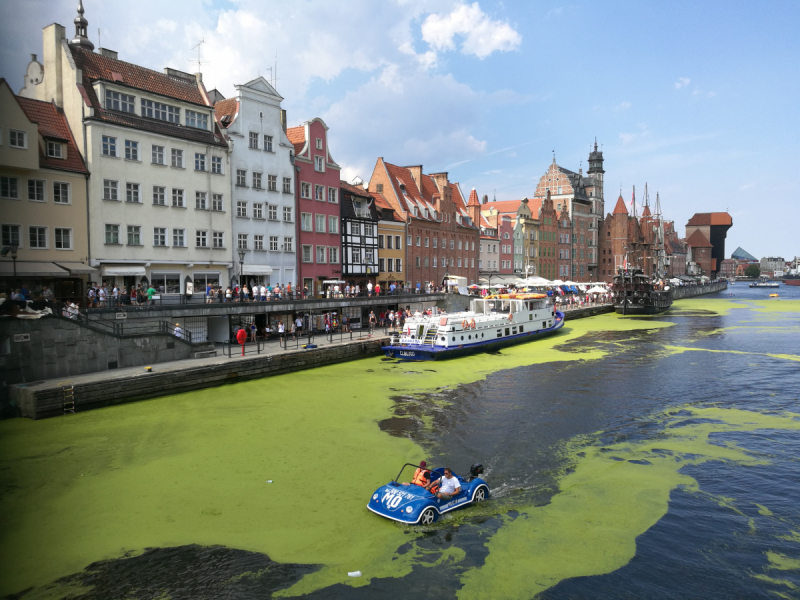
[278,320,285,346]
[368,310,377,335]
[174,323,183,339]
[367,281,373,297]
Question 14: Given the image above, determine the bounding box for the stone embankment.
[672,281,727,299]
[10,337,387,420]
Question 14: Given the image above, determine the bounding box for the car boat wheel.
[474,487,487,502]
[420,508,436,525]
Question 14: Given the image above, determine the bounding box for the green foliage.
[745,264,761,278]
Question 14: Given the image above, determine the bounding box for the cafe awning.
[101,265,147,276]
[0,261,69,277]
[55,262,98,275]
[241,264,274,275]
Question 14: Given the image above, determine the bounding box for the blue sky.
[2,0,798,259]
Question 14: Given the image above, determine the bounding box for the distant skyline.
[1,0,797,258]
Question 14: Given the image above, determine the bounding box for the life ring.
[507,313,513,321]
[470,319,476,329]
[462,320,469,329]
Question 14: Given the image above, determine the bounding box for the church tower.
[69,0,95,50]
[586,139,605,281]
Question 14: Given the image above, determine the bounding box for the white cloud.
[619,123,652,145]
[615,101,632,112]
[421,2,522,59]
[674,77,691,89]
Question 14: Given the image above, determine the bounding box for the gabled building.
[20,7,232,296]
[339,181,379,288]
[287,118,341,295]
[214,77,296,289]
[0,79,90,300]
[685,212,732,279]
[371,191,406,291]
[367,160,480,287]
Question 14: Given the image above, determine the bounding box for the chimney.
[98,48,118,60]
[482,194,488,205]
[280,109,287,133]
[404,165,423,194]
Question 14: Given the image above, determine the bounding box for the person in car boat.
[402,461,432,489]
[435,468,461,501]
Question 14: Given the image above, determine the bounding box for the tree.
[744,264,761,278]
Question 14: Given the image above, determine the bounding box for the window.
[196,192,207,210]
[127,225,141,245]
[433,257,437,268]
[301,182,311,198]
[105,90,135,112]
[329,246,339,264]
[185,110,208,130]
[395,235,401,249]
[212,194,223,211]
[10,130,27,148]
[387,258,394,272]
[416,236,421,247]
[54,228,72,249]
[283,206,293,222]
[103,180,118,201]
[450,240,455,250]
[326,187,337,204]
[379,258,385,271]
[153,186,165,205]
[302,245,312,262]
[28,179,45,201]
[171,148,183,168]
[126,183,140,203]
[28,226,47,248]
[315,214,326,232]
[376,183,383,193]
[253,203,263,219]
[236,169,247,187]
[0,176,18,199]
[424,237,429,247]
[387,235,393,249]
[47,141,62,158]
[196,230,208,247]
[458,240,462,250]
[105,224,119,244]
[253,172,262,189]
[415,256,421,267]
[271,236,280,252]
[124,140,139,161]
[153,227,167,246]
[172,188,184,207]
[212,156,222,174]
[315,185,324,201]
[194,153,205,171]
[152,145,164,164]
[237,201,247,217]
[101,135,117,156]
[249,132,259,149]
[268,204,278,220]
[328,216,339,234]
[364,223,374,236]
[283,177,291,193]
[254,235,264,250]
[395,258,402,272]
[378,235,384,249]
[317,246,327,263]
[407,235,412,246]
[352,222,361,236]
[268,175,277,191]
[316,138,323,150]
[300,213,312,231]
[212,232,224,248]
[2,224,20,247]
[283,237,293,252]
[142,99,179,122]
[237,233,248,249]
[173,228,185,247]
[314,156,325,172]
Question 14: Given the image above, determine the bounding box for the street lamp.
[1,245,18,290]
[237,248,246,289]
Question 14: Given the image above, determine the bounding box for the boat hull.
[613,291,673,315]
[382,312,565,361]
[785,279,800,286]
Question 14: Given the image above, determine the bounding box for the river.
[1,286,799,599]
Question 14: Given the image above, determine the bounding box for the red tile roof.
[370,191,403,222]
[68,46,226,148]
[15,95,88,174]
[686,212,733,226]
[641,205,651,217]
[214,98,238,127]
[612,195,628,215]
[686,230,712,248]
[340,180,372,199]
[286,126,306,155]
[467,188,480,207]
[481,200,522,214]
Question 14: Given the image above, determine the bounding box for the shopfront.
[0,260,87,303]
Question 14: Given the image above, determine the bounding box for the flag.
[630,185,636,211]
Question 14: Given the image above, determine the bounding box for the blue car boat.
[367,463,489,525]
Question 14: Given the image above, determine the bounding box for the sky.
[1,0,798,259]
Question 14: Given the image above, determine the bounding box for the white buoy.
[348,571,362,577]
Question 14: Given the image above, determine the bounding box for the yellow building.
[0,79,91,301]
[371,192,406,291]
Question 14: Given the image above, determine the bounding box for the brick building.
[367,160,480,287]
[684,212,732,279]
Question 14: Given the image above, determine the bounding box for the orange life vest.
[411,468,429,487]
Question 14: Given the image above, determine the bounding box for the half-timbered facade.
[339,181,378,288]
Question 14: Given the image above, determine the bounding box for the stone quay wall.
[10,338,386,420]
[672,281,727,299]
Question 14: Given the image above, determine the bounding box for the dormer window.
[46,141,63,159]
[186,110,208,130]
[105,90,135,113]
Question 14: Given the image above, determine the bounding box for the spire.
[467,187,480,207]
[69,0,95,50]
[612,194,628,215]
[641,183,651,217]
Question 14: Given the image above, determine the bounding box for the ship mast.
[654,191,665,278]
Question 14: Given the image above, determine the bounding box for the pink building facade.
[287,118,341,295]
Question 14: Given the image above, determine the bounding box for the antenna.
[190,38,207,72]
[97,27,100,49]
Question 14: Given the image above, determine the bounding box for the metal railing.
[52,302,192,342]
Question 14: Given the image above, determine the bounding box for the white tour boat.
[382,294,565,361]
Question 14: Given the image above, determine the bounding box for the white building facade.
[20,13,233,298]
[214,78,296,288]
